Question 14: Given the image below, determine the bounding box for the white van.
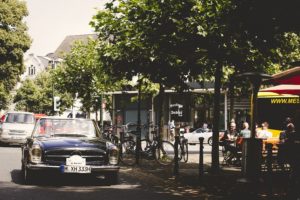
[0,111,35,145]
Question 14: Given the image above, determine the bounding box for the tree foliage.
[0,0,31,109]
[91,0,207,89]
[14,71,72,115]
[52,38,124,115]
[91,0,300,172]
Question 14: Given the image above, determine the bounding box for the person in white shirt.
[257,122,272,139]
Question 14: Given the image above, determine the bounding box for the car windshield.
[33,118,97,138]
[5,113,34,124]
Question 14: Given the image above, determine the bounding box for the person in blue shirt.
[240,122,251,138]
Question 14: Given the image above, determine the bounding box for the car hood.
[35,137,107,151]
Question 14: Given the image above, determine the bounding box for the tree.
[92,0,300,172]
[53,38,124,118]
[14,71,73,115]
[0,0,31,109]
[91,0,206,89]
[0,83,10,109]
[191,0,300,172]
[14,79,40,112]
[91,0,211,141]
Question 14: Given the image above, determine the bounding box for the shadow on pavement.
[11,169,117,186]
[121,159,294,200]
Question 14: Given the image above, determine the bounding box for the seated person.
[257,122,272,139]
[240,122,251,138]
[220,122,241,164]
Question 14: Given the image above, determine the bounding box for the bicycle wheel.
[182,142,188,163]
[155,141,175,166]
[119,139,136,166]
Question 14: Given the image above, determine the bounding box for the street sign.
[54,96,61,111]
[170,103,184,121]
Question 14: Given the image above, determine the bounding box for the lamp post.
[236,72,271,181]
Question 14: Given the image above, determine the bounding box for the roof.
[52,34,98,59]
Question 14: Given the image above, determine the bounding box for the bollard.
[199,137,204,178]
[173,135,179,176]
[266,143,273,198]
[119,131,124,157]
[135,131,141,165]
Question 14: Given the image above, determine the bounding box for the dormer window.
[48,60,57,69]
[28,65,36,75]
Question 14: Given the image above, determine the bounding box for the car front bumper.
[26,163,120,173]
[0,136,26,145]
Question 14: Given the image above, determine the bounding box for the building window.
[28,65,36,75]
[49,60,57,69]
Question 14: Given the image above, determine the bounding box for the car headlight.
[29,144,42,164]
[107,142,119,165]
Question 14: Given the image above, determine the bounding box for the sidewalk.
[121,159,293,199]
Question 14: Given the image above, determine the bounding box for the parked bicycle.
[103,125,120,144]
[119,125,175,166]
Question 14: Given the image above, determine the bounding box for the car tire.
[105,172,119,185]
[208,137,213,146]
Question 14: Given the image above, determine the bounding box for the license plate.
[63,165,91,174]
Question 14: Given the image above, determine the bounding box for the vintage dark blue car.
[21,117,119,184]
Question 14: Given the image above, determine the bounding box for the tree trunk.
[136,78,142,164]
[229,77,235,123]
[211,64,222,174]
[95,108,98,122]
[87,111,91,119]
[157,84,165,140]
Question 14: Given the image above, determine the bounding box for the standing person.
[283,123,300,199]
[279,117,293,144]
[202,122,208,132]
[257,122,272,139]
[168,120,175,141]
[277,121,294,170]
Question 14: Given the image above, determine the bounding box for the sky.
[24,0,108,56]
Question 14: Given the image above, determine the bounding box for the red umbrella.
[260,84,300,95]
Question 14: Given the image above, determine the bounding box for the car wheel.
[208,137,213,146]
[105,172,119,185]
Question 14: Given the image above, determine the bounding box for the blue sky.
[24,0,108,56]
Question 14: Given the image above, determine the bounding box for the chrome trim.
[45,155,104,158]
[27,163,120,172]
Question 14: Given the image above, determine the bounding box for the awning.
[260,84,300,95]
[266,66,300,85]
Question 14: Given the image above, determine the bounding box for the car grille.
[44,148,106,166]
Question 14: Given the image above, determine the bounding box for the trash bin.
[242,138,263,179]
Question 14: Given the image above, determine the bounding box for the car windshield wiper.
[52,133,88,137]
